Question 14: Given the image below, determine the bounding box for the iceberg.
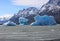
[19,17,28,25]
[31,15,57,26]
[3,21,16,26]
[30,21,40,26]
[48,16,57,25]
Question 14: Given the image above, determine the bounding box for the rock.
[46,0,60,5]
[10,15,19,25]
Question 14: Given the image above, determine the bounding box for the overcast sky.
[0,0,49,18]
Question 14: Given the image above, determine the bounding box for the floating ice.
[30,21,40,26]
[19,17,28,25]
[48,16,57,25]
[31,15,57,26]
[3,21,16,26]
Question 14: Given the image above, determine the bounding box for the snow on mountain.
[0,14,13,21]
[10,0,60,24]
[10,7,39,24]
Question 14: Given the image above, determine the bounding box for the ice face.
[3,21,16,26]
[19,17,28,25]
[31,15,57,26]
[48,16,57,25]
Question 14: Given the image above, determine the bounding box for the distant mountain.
[46,0,60,5]
[10,0,60,24]
[17,7,39,17]
[0,18,8,25]
[10,7,39,24]
[0,17,11,25]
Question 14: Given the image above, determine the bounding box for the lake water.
[0,24,60,41]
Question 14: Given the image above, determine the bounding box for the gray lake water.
[0,24,60,41]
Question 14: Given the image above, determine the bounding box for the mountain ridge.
[10,0,60,24]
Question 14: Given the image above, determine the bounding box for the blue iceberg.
[34,15,44,23]
[19,17,28,25]
[31,15,57,26]
[42,15,50,25]
[48,16,57,25]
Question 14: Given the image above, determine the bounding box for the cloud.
[12,0,49,7]
[0,14,13,19]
